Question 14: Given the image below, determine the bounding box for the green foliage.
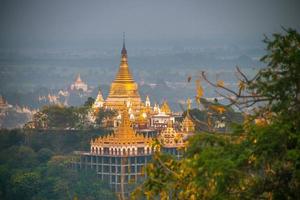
[249,28,300,132]
[29,104,97,130]
[37,148,54,163]
[95,108,117,126]
[132,29,300,199]
[0,129,116,200]
[84,97,95,107]
[31,105,78,129]
[185,106,243,132]
[0,129,24,151]
[10,172,41,200]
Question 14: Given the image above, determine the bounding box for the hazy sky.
[0,0,299,47]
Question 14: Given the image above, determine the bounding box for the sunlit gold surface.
[91,107,152,148]
[182,98,195,133]
[160,100,171,114]
[182,113,195,133]
[159,121,184,148]
[105,41,141,110]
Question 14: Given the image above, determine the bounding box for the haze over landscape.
[1,0,299,112]
[1,1,300,199]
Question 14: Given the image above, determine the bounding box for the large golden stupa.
[104,34,141,110]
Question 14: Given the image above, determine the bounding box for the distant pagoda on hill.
[70,74,89,92]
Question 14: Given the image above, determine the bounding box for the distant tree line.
[25,97,117,130]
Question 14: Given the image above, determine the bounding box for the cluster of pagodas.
[74,36,198,198]
[90,101,195,157]
[89,35,181,130]
[89,35,196,154]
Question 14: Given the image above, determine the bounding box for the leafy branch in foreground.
[131,28,300,200]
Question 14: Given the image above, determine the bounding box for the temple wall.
[75,153,152,197]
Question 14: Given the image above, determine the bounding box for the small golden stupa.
[181,97,195,133]
[91,106,152,156]
[160,100,171,114]
[105,33,141,111]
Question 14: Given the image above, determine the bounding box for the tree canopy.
[0,129,116,200]
[132,29,300,200]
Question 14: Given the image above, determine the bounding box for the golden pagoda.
[91,106,152,155]
[105,34,141,111]
[160,100,171,114]
[181,97,195,134]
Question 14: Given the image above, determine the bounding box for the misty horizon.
[0,0,299,49]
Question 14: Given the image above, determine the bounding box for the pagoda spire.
[121,32,127,57]
[113,33,134,82]
[104,33,141,110]
[76,74,82,82]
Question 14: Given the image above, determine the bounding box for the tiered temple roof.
[182,112,195,133]
[182,97,195,134]
[91,107,152,156]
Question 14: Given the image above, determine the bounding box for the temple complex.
[158,120,185,159]
[75,107,153,198]
[70,74,89,92]
[74,37,197,198]
[91,35,179,132]
[150,101,175,130]
[157,98,195,159]
[0,95,36,129]
[75,100,195,198]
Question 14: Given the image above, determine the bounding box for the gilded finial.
[121,32,127,56]
[123,32,125,47]
[187,97,191,114]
